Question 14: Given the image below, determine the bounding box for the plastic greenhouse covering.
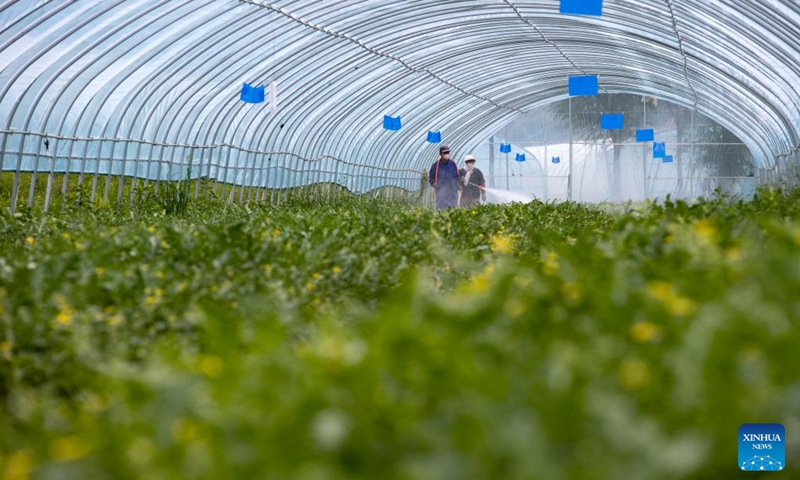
[2,0,800,209]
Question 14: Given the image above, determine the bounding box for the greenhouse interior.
[1,1,799,479]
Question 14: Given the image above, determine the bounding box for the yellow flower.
[630,322,664,343]
[467,263,495,293]
[56,310,73,326]
[692,219,718,244]
[490,234,516,254]
[646,281,696,317]
[62,233,71,240]
[332,266,341,274]
[49,436,90,462]
[146,226,155,233]
[312,273,322,280]
[5,450,34,480]
[95,267,105,276]
[155,271,165,279]
[306,282,315,292]
[171,418,198,444]
[543,252,560,276]
[503,298,526,318]
[618,359,650,390]
[561,282,584,304]
[25,236,34,245]
[725,247,742,262]
[470,274,489,293]
[198,355,223,377]
[160,240,169,248]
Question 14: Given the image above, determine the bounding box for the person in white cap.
[459,155,486,207]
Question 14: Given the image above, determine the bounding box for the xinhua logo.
[739,424,785,471]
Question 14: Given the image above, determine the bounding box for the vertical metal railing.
[1,130,423,213]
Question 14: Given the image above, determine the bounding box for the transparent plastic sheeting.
[0,131,420,195]
[476,95,760,203]
[1,0,800,195]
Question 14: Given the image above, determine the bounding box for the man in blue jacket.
[428,145,460,210]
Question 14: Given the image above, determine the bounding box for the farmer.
[459,155,486,207]
[428,145,460,210]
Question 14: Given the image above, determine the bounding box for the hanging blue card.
[662,155,674,164]
[636,129,655,142]
[568,75,599,96]
[560,0,603,16]
[240,83,265,103]
[653,142,666,158]
[515,153,526,162]
[499,143,512,154]
[383,115,402,131]
[552,157,561,164]
[427,131,441,143]
[601,114,624,130]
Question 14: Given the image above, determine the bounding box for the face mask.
[466,163,474,171]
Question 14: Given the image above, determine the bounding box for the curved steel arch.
[2,0,799,200]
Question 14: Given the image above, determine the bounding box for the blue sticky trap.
[552,156,561,164]
[568,75,599,96]
[560,0,603,16]
[653,142,666,158]
[426,131,441,143]
[500,143,512,154]
[383,115,401,131]
[240,83,265,103]
[662,155,674,164]
[515,153,526,162]
[601,114,624,130]
[636,129,655,142]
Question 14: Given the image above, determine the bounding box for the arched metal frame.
[1,0,799,205]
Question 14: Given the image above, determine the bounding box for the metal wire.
[502,0,610,95]
[238,0,524,113]
[0,129,419,173]
[664,0,700,110]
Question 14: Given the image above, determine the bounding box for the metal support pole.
[489,135,495,189]
[89,140,103,205]
[690,110,695,199]
[61,138,72,206]
[117,140,128,210]
[544,140,549,201]
[568,97,573,202]
[7,132,23,213]
[44,137,56,214]
[28,137,43,208]
[643,98,648,200]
